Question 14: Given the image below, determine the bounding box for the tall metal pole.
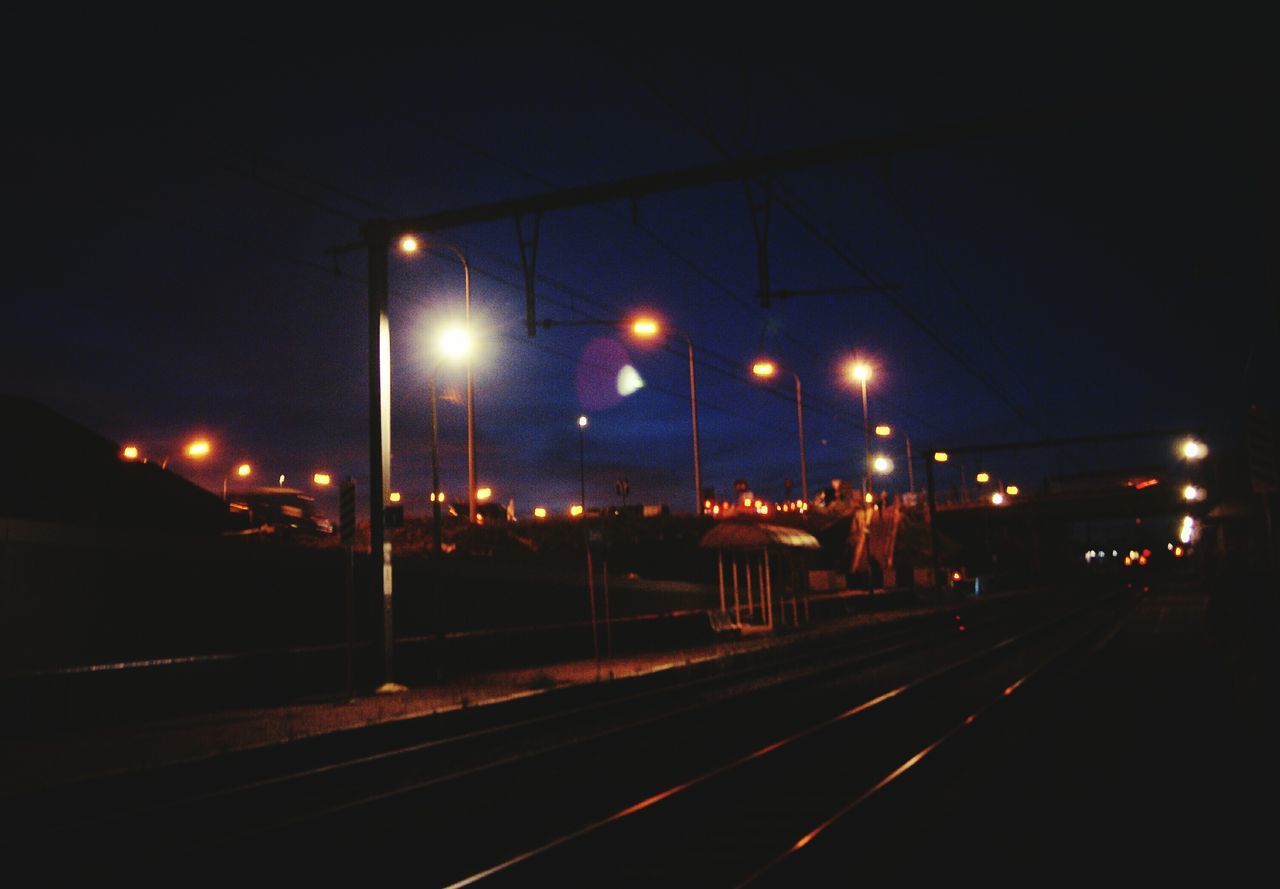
[927,452,943,596]
[686,335,703,515]
[430,366,442,555]
[905,433,915,495]
[462,255,477,526]
[578,417,587,510]
[794,373,808,504]
[860,377,871,499]
[365,224,394,687]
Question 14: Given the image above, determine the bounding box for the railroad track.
[3,589,1125,882]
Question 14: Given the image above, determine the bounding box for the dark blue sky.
[5,5,1271,517]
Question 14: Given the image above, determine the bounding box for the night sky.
[5,5,1271,519]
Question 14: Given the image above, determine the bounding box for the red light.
[958,625,966,632]
[1142,549,1151,558]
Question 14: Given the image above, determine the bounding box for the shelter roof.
[698,521,821,551]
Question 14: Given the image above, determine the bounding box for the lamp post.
[223,462,251,500]
[632,318,702,515]
[850,361,873,499]
[751,359,808,505]
[430,364,442,554]
[542,314,704,516]
[578,415,588,512]
[875,424,915,497]
[401,236,477,525]
[433,323,474,547]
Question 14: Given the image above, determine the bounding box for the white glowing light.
[1182,439,1208,460]
[617,365,645,396]
[438,325,473,360]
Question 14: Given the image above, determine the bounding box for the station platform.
[0,596,944,799]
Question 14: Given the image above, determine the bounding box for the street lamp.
[631,316,703,516]
[540,312,703,515]
[578,415,588,513]
[751,358,808,505]
[430,322,474,551]
[848,361,873,499]
[402,236,477,525]
[874,422,915,496]
[1181,438,1208,461]
[223,461,251,500]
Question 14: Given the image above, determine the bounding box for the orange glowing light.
[934,452,949,463]
[398,234,420,254]
[875,424,892,437]
[121,445,139,461]
[388,491,401,503]
[1005,485,1020,496]
[976,471,990,483]
[751,360,776,378]
[570,504,584,517]
[631,318,659,338]
[236,463,252,477]
[312,472,331,486]
[1132,477,1160,490]
[185,440,211,459]
[533,507,547,518]
[476,487,492,501]
[850,361,872,384]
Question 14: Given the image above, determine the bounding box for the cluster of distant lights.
[1084,518,1197,565]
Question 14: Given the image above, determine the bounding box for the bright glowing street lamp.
[578,415,588,513]
[428,321,475,551]
[751,357,808,505]
[874,423,915,494]
[223,461,252,500]
[848,360,873,499]
[631,316,703,516]
[404,237,477,525]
